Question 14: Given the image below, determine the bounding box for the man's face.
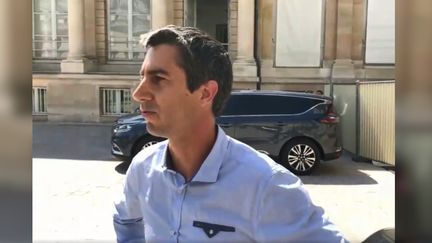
[133,44,202,138]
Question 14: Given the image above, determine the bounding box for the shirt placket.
[172,174,188,242]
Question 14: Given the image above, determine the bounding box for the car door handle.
[261,126,277,131]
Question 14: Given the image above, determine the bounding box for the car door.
[235,94,322,156]
[233,94,288,155]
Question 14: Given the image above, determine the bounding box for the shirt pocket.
[192,220,236,239]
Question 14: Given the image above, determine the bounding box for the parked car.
[111,90,342,175]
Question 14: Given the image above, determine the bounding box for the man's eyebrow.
[141,68,170,76]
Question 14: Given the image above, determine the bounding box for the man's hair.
[140,25,233,116]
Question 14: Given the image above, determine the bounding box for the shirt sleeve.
[254,171,348,243]
[113,161,145,243]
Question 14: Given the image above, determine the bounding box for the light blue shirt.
[113,126,347,242]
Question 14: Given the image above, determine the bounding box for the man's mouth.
[140,104,157,117]
[140,109,157,118]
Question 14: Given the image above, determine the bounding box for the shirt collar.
[161,126,229,183]
[191,126,228,183]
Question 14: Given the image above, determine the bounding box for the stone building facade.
[32,0,395,122]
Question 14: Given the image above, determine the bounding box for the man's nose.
[132,78,152,103]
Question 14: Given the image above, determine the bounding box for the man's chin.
[146,124,166,138]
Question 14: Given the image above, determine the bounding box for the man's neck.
[168,119,217,182]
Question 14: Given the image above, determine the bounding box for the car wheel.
[131,136,164,159]
[280,138,321,175]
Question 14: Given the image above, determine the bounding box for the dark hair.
[141,25,233,116]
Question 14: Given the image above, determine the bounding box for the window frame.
[107,0,151,62]
[32,87,48,115]
[100,87,133,116]
[32,0,69,60]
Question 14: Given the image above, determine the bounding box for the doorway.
[184,0,229,49]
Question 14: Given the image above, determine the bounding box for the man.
[113,25,346,242]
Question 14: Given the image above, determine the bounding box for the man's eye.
[154,76,164,83]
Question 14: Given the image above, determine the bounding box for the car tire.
[131,136,164,160]
[280,138,321,175]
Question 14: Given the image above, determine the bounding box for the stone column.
[233,0,257,86]
[331,0,356,160]
[333,0,355,80]
[236,0,255,62]
[61,0,94,73]
[151,0,174,29]
[336,0,354,60]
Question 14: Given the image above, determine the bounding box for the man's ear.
[200,80,218,107]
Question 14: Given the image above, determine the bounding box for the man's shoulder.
[130,140,168,169]
[225,136,295,180]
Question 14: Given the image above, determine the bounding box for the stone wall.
[33,74,139,123]
[174,0,184,26]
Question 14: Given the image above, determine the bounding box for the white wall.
[275,0,323,67]
[365,0,395,64]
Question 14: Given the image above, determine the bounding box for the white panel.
[365,0,395,64]
[275,0,323,67]
[333,85,357,153]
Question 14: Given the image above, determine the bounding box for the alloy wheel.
[141,141,158,150]
[287,144,316,172]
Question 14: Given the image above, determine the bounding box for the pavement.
[33,122,395,242]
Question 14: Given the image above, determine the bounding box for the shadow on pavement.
[33,122,118,161]
[115,161,130,175]
[299,154,382,185]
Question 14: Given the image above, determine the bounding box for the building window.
[33,87,48,114]
[32,0,69,59]
[108,0,151,61]
[365,0,395,64]
[275,0,324,67]
[101,88,132,115]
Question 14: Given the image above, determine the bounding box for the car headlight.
[114,124,132,133]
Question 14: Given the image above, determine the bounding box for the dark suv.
[111,90,342,175]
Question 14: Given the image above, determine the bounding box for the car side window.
[221,94,322,116]
[220,95,239,116]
